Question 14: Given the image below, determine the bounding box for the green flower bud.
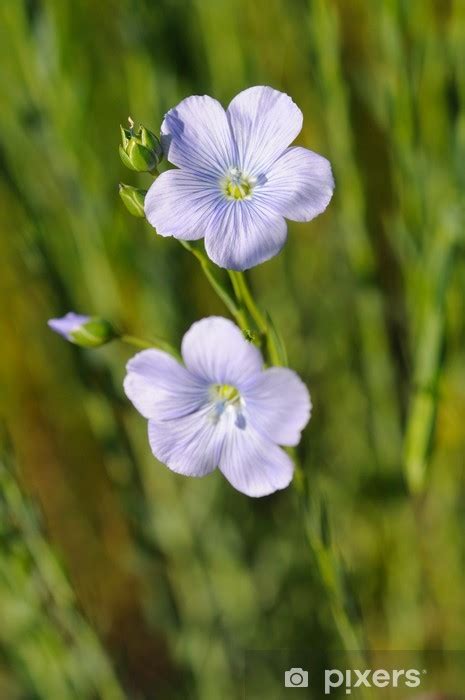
[119,119,163,172]
[69,318,117,347]
[48,313,118,348]
[119,184,146,217]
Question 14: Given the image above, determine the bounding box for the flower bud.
[119,184,146,217]
[48,313,117,348]
[119,120,163,172]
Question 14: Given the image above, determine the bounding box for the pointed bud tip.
[119,184,146,217]
[48,313,117,348]
[119,120,163,172]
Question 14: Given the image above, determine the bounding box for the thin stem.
[120,334,153,350]
[121,334,181,359]
[180,242,249,329]
[228,271,287,366]
[180,243,285,364]
[182,240,362,658]
[228,271,267,333]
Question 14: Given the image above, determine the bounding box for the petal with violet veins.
[148,404,225,477]
[145,169,220,239]
[181,316,263,386]
[258,146,334,222]
[204,199,287,271]
[218,411,294,497]
[124,349,208,421]
[243,367,311,446]
[227,86,303,174]
[161,95,235,175]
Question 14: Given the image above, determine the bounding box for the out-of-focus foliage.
[0,0,465,698]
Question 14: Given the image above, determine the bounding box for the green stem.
[136,234,363,666]
[228,271,267,334]
[228,271,287,365]
[182,243,361,658]
[180,243,286,364]
[121,334,181,360]
[180,242,249,329]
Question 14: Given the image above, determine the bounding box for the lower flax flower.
[145,85,334,271]
[124,317,311,497]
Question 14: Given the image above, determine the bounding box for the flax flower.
[124,317,311,497]
[145,86,334,270]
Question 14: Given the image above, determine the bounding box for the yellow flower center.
[221,167,256,201]
[209,383,245,426]
[212,383,240,403]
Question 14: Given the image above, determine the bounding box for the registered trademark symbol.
[422,670,427,674]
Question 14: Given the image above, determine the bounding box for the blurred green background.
[1,0,465,698]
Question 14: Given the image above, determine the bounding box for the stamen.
[221,167,256,201]
[211,383,240,402]
[209,383,244,424]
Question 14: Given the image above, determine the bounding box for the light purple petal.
[204,199,287,270]
[124,349,208,420]
[181,317,263,386]
[227,86,302,174]
[219,412,294,497]
[243,367,311,446]
[161,95,235,176]
[144,169,220,240]
[148,405,225,477]
[258,146,334,222]
[48,312,90,339]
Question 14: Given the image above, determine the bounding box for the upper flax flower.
[144,86,334,270]
[124,316,311,497]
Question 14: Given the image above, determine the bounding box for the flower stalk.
[182,246,286,366]
[182,248,364,658]
[180,241,250,330]
[228,271,267,334]
[121,333,181,359]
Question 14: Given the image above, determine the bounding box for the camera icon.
[284,667,309,688]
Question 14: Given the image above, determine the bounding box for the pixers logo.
[324,667,424,694]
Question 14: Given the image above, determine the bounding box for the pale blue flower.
[144,86,334,270]
[124,317,311,497]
